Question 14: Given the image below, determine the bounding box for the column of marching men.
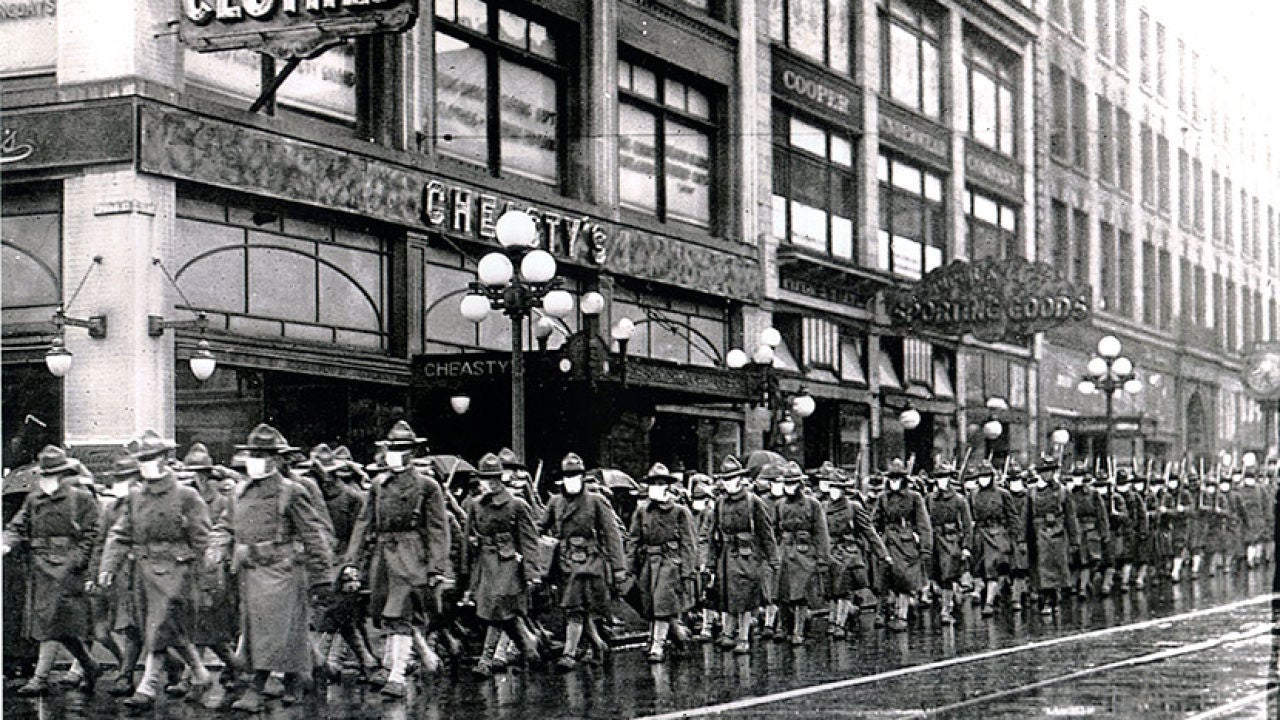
[3,423,1276,712]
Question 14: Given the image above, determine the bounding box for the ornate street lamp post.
[460,211,575,461]
[1077,335,1143,457]
[727,328,814,450]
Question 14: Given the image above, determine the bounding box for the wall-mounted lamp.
[44,256,108,378]
[899,406,922,431]
[450,394,471,415]
[150,257,217,381]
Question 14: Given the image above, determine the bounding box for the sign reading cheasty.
[887,258,1090,343]
[180,0,416,60]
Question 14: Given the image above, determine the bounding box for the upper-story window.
[769,0,852,74]
[879,0,942,119]
[1138,9,1150,87]
[185,44,358,124]
[618,57,717,229]
[964,39,1018,156]
[433,0,566,186]
[965,190,1019,261]
[878,153,946,279]
[772,109,857,261]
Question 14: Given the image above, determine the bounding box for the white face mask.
[110,480,132,498]
[770,482,784,497]
[1205,485,1217,495]
[1218,483,1230,493]
[1244,477,1256,486]
[977,476,992,488]
[1009,480,1025,494]
[692,499,708,512]
[817,480,832,494]
[1134,483,1145,492]
[138,458,166,480]
[888,479,903,492]
[1095,486,1108,495]
[385,451,408,470]
[1117,484,1130,494]
[243,456,271,479]
[38,475,60,495]
[1168,480,1179,490]
[563,476,584,495]
[936,477,951,491]
[828,488,843,500]
[647,484,666,502]
[723,479,743,495]
[1035,478,1048,489]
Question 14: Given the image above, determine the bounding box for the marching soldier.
[464,453,544,676]
[926,462,971,625]
[1240,468,1266,569]
[99,431,214,710]
[873,459,932,632]
[1115,470,1147,589]
[344,420,451,697]
[688,476,718,642]
[820,464,888,636]
[1165,468,1194,582]
[1222,472,1248,574]
[211,424,336,712]
[773,462,830,644]
[1144,474,1173,585]
[540,453,627,671]
[1006,467,1032,611]
[1070,467,1112,597]
[90,453,144,696]
[1025,457,1078,616]
[967,461,1020,615]
[629,464,698,662]
[3,445,103,696]
[708,456,777,654]
[755,463,786,639]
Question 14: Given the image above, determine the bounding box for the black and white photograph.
[1,0,1278,717]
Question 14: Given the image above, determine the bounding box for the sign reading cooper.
[179,0,417,60]
[887,258,1090,343]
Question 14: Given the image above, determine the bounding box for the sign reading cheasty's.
[179,0,417,60]
[887,258,1090,343]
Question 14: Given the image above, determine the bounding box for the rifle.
[906,453,916,475]
[956,447,974,490]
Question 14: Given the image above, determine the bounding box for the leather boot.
[1100,567,1116,595]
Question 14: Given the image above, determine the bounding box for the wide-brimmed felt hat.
[932,461,958,478]
[36,445,76,475]
[558,452,586,480]
[885,459,909,478]
[965,460,995,480]
[377,420,428,450]
[644,462,678,483]
[475,452,504,479]
[235,423,298,454]
[104,452,141,478]
[1034,454,1060,473]
[132,430,177,461]
[756,462,787,482]
[310,443,342,472]
[497,447,526,470]
[714,455,750,480]
[181,442,214,470]
[783,461,807,481]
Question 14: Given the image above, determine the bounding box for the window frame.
[432,0,570,188]
[878,152,947,279]
[617,53,720,231]
[964,37,1019,156]
[771,107,859,261]
[879,0,943,119]
[964,188,1020,261]
[771,0,853,75]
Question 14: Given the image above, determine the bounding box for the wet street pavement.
[5,567,1276,720]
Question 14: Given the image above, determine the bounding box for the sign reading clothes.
[178,0,417,60]
[887,258,1090,343]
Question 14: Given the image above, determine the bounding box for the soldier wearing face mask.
[873,459,932,632]
[1143,474,1172,586]
[1025,457,1079,616]
[1005,468,1031,611]
[3,445,102,697]
[1164,469,1193,582]
[925,462,970,626]
[1238,468,1265,570]
[752,462,786,640]
[88,452,144,697]
[344,420,450,698]
[98,432,213,710]
[1068,465,1111,598]
[967,461,1020,616]
[1218,472,1246,575]
[687,475,717,642]
[771,462,830,645]
[1191,472,1216,578]
[539,453,627,671]
[1113,470,1147,590]
[463,453,543,676]
[821,464,888,638]
[628,464,697,663]
[708,456,778,654]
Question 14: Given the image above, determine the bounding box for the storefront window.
[879,0,941,118]
[964,38,1018,155]
[769,0,851,74]
[434,0,563,185]
[0,0,56,80]
[878,154,945,279]
[618,57,716,228]
[965,190,1019,260]
[2,189,60,328]
[184,44,358,123]
[612,289,727,367]
[772,110,856,261]
[173,197,389,350]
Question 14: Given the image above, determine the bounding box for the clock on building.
[1241,343,1280,399]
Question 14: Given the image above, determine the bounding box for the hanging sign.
[887,258,1090,343]
[1241,342,1280,400]
[178,0,417,60]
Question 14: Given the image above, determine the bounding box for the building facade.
[1036,0,1279,465]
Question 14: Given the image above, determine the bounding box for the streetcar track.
[632,593,1277,720]
[1183,687,1279,720]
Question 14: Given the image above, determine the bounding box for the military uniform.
[1070,480,1111,595]
[968,480,1020,580]
[874,482,932,595]
[540,487,626,615]
[927,485,972,586]
[464,479,541,623]
[1025,476,1079,613]
[825,491,886,599]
